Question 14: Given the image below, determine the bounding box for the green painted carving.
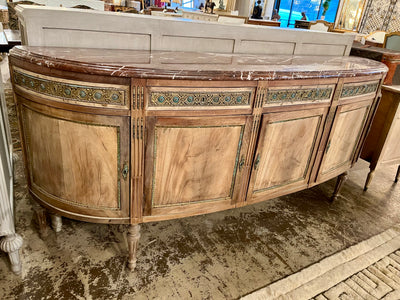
[341,82,379,98]
[266,87,333,104]
[14,70,127,106]
[94,92,102,100]
[150,91,251,107]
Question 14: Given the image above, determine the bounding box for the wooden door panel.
[247,107,327,203]
[317,100,372,182]
[381,111,400,163]
[145,116,251,218]
[19,100,130,220]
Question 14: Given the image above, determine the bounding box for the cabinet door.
[18,98,130,222]
[144,116,252,220]
[380,106,400,165]
[247,107,327,204]
[316,100,372,183]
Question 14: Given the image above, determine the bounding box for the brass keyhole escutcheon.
[239,156,245,171]
[254,153,261,170]
[326,139,331,154]
[122,163,129,180]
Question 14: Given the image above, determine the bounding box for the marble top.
[10,46,388,80]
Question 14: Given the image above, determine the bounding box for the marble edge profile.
[9,47,389,81]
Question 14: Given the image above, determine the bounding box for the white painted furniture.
[151,10,182,18]
[14,0,105,10]
[182,10,218,22]
[217,15,246,24]
[16,5,354,56]
[366,30,387,44]
[309,20,332,32]
[0,69,23,274]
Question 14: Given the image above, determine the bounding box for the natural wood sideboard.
[9,47,387,270]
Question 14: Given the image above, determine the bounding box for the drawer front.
[264,84,335,107]
[339,81,380,100]
[12,67,130,109]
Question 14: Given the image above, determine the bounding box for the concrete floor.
[1,56,400,299]
[1,148,399,299]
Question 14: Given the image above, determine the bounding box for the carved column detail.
[131,79,146,223]
[0,234,23,274]
[331,171,349,202]
[50,214,62,233]
[364,169,375,191]
[239,83,266,205]
[127,224,141,270]
[33,205,48,238]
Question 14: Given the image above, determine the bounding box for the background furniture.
[0,5,9,29]
[309,20,333,32]
[246,18,280,27]
[151,10,181,17]
[361,85,400,190]
[0,28,21,52]
[295,20,310,29]
[351,42,400,86]
[16,5,354,56]
[9,45,386,270]
[365,30,387,47]
[182,10,218,22]
[12,0,105,10]
[384,32,400,51]
[217,15,246,24]
[351,42,400,189]
[0,68,23,274]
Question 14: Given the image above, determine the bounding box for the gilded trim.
[13,69,128,106]
[150,91,251,107]
[266,87,333,104]
[340,82,379,98]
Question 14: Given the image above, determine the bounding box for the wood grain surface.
[247,107,326,204]
[148,116,247,209]
[317,100,372,182]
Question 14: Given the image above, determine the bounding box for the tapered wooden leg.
[330,171,348,203]
[364,169,375,191]
[50,214,62,233]
[395,165,400,183]
[127,224,140,271]
[0,233,23,274]
[34,207,48,239]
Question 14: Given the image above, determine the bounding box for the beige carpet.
[243,224,400,299]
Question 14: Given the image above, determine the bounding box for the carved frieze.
[149,91,251,107]
[13,69,128,106]
[265,87,333,104]
[341,82,379,98]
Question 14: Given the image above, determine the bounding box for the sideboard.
[9,46,387,270]
[361,85,400,190]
